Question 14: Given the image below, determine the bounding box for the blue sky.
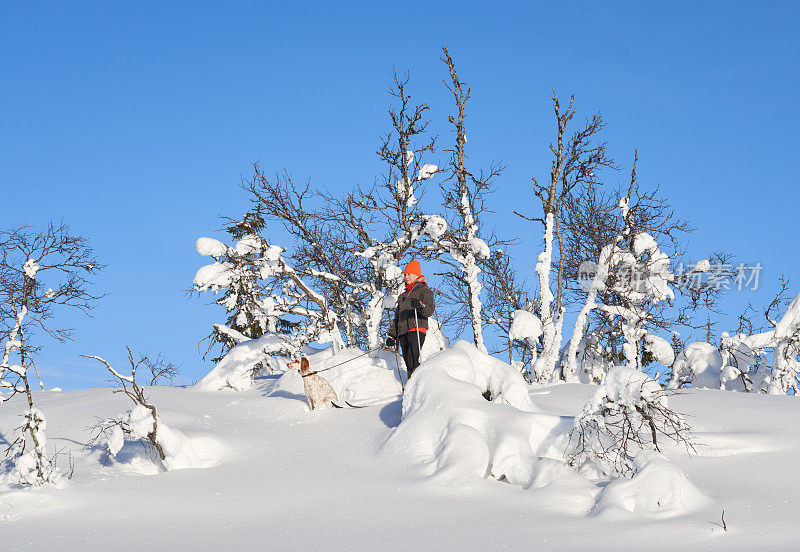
[1,1,798,389]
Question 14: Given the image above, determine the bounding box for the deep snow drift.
[0,343,798,551]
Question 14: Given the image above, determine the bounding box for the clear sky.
[1,1,798,389]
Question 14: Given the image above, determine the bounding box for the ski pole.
[414,308,422,368]
[393,344,405,392]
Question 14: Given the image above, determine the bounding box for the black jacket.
[389,280,435,338]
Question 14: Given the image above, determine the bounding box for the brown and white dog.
[290,357,338,411]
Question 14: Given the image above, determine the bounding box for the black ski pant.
[399,331,426,377]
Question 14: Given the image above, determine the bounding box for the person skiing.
[386,260,435,377]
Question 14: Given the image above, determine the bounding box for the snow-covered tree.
[664,275,800,395]
[713,283,800,395]
[517,93,617,382]
[242,71,442,351]
[560,154,718,383]
[424,46,500,354]
[85,348,200,470]
[561,161,666,381]
[194,232,344,357]
[567,367,694,477]
[0,223,102,485]
[192,209,299,362]
[243,169,368,347]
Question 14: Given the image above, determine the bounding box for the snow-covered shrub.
[567,367,694,477]
[694,289,800,395]
[90,404,213,471]
[759,289,800,395]
[718,331,766,392]
[1,407,69,487]
[85,349,219,471]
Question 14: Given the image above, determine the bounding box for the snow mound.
[99,405,226,472]
[195,333,298,392]
[692,431,775,457]
[594,451,708,519]
[419,317,449,363]
[382,341,574,487]
[525,458,601,513]
[158,430,225,470]
[272,347,403,405]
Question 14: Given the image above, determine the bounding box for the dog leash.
[300,347,380,378]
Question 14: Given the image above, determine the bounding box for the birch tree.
[517,93,616,381]
[0,223,102,485]
[714,280,800,395]
[428,46,501,353]
[562,154,709,381]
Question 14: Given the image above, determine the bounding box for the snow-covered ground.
[1,347,799,551]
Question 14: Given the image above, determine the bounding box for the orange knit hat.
[404,260,422,276]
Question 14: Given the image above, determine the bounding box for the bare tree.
[144,352,181,386]
[84,347,167,462]
[0,222,102,485]
[84,347,206,470]
[480,249,535,368]
[425,46,503,354]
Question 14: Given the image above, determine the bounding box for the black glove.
[385,336,396,348]
[410,298,424,310]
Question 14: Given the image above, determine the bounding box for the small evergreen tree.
[194,208,295,363]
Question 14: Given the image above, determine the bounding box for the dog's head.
[288,356,311,375]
